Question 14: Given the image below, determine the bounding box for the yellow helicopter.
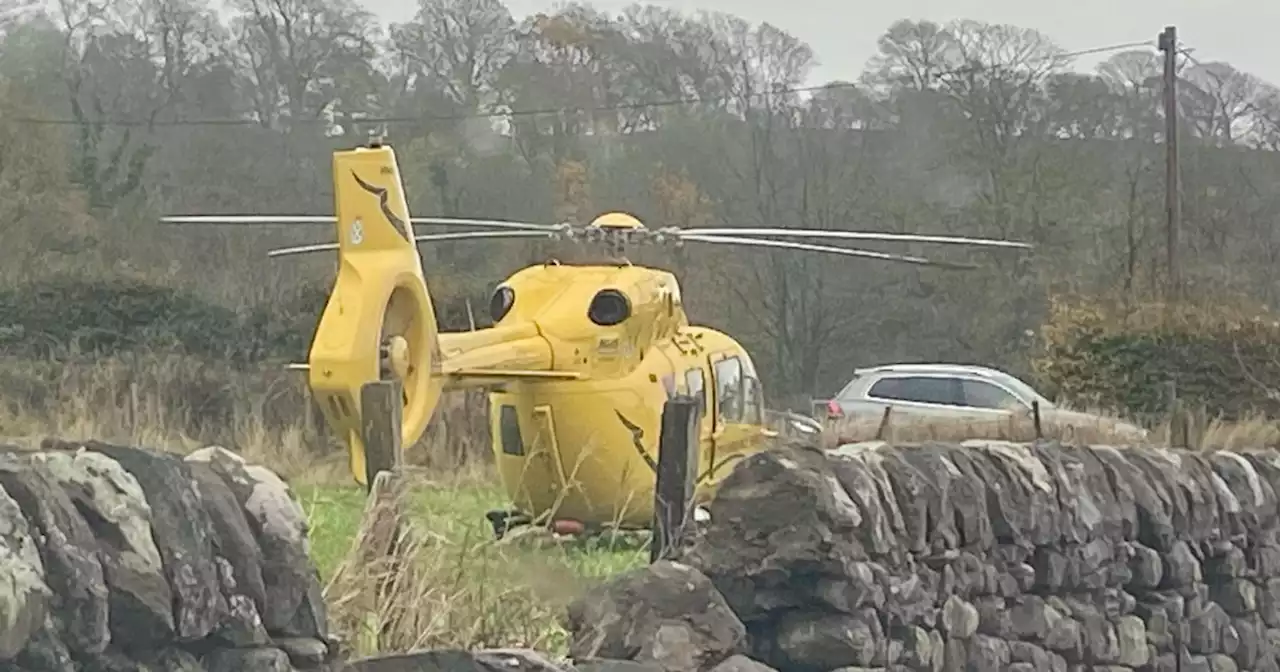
[164,134,1032,536]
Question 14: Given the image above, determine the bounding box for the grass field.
[296,477,651,586]
[299,475,649,655]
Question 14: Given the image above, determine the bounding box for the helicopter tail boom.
[437,325,580,389]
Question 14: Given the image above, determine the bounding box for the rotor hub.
[379,334,412,381]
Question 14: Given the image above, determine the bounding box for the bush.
[1031,294,1280,421]
[0,274,326,364]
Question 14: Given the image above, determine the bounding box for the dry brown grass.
[825,405,1280,452]
[0,351,493,483]
[318,471,610,656]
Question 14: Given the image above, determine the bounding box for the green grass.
[296,478,648,655]
[297,480,648,580]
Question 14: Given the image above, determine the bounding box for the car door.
[957,377,1031,416]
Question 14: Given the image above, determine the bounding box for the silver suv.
[819,363,1146,436]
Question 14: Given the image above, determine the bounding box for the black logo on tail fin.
[351,171,412,242]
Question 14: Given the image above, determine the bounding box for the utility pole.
[1158,25,1181,301]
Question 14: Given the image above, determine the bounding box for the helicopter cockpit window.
[713,356,743,423]
[588,289,631,326]
[685,368,706,417]
[490,285,515,323]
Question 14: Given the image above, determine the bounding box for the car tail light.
[826,400,843,418]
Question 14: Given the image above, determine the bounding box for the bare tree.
[860,18,960,93]
[388,0,514,112]
[1179,60,1268,146]
[228,0,381,130]
[49,0,224,208]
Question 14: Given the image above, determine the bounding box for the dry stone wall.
[11,434,1280,672]
[0,440,340,672]
[640,439,1280,672]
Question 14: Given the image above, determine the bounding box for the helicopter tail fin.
[330,143,419,253]
[308,142,445,487]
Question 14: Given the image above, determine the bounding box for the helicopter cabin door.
[705,351,764,482]
[679,363,713,484]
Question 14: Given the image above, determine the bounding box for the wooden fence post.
[361,380,403,493]
[1165,380,1188,449]
[651,395,699,563]
[357,380,406,649]
[874,407,893,440]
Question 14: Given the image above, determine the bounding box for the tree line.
[1,0,1279,405]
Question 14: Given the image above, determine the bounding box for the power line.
[4,38,1156,128]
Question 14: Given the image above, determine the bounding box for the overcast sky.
[358,0,1280,87]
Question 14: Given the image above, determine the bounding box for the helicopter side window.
[684,368,706,417]
[498,405,524,456]
[742,376,764,425]
[713,356,743,423]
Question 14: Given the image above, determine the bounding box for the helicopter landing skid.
[485,509,533,540]
[485,509,599,540]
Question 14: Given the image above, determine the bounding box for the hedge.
[0,275,325,364]
[1030,294,1280,421]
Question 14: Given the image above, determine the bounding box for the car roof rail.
[857,362,1002,377]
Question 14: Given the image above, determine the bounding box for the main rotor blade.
[411,216,560,231]
[679,234,982,269]
[163,214,559,231]
[267,230,552,258]
[682,227,1033,250]
[164,215,334,225]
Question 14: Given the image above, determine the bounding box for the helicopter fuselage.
[484,324,769,528]
[438,261,774,528]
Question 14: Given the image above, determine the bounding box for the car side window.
[869,376,962,406]
[961,379,1022,410]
